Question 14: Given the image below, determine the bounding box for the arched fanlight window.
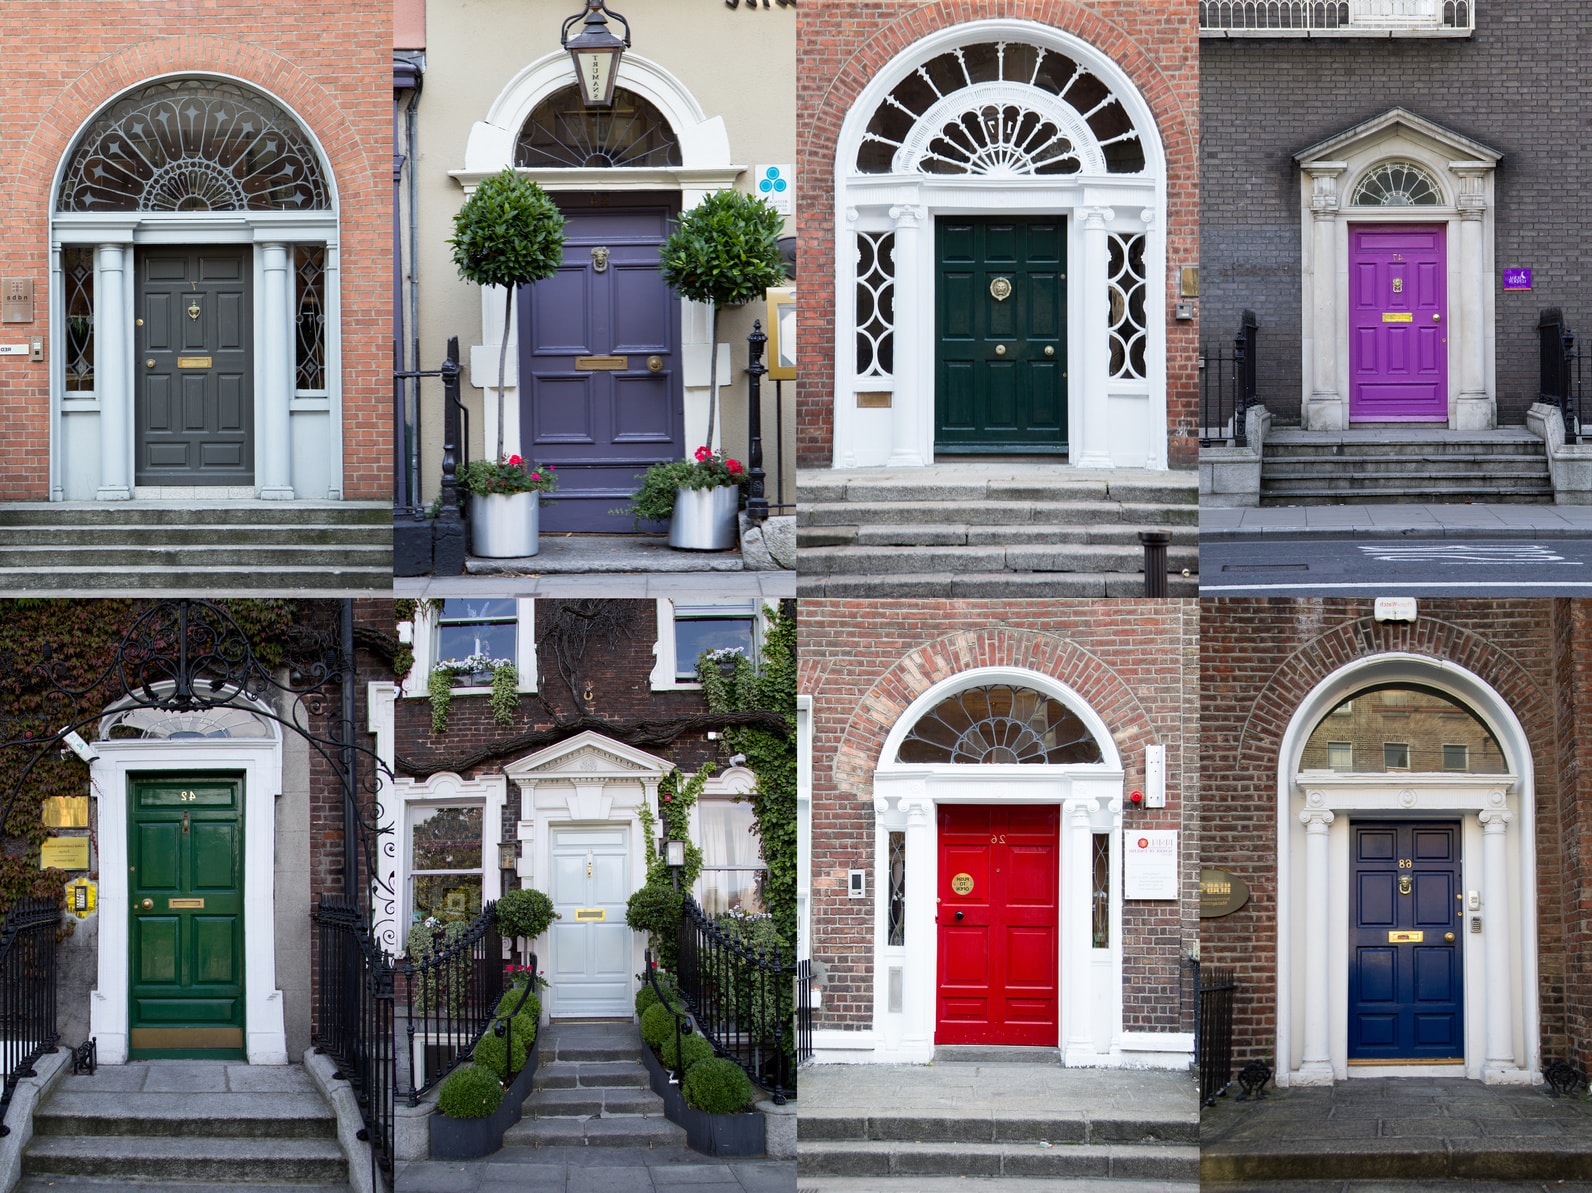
[1300,684,1505,774]
[57,78,330,213]
[897,684,1105,765]
[858,41,1144,177]
[100,702,274,741]
[515,85,681,169]
[1351,161,1443,207]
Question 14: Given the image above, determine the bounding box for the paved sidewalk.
[1202,503,1592,540]
[800,1179,1197,1192]
[395,1146,793,1193]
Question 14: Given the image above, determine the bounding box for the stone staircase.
[797,467,1199,597]
[0,501,392,593]
[1260,427,1554,505]
[501,1021,685,1150]
[17,1061,350,1192]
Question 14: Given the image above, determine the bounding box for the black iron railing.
[794,957,813,1069]
[1200,310,1259,448]
[399,905,507,1105]
[1539,308,1584,444]
[312,896,395,1184]
[674,897,797,1102]
[744,321,793,523]
[1195,961,1236,1106]
[0,898,60,1136]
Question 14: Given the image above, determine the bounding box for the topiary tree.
[496,886,555,942]
[661,1029,714,1074]
[449,168,566,462]
[658,190,787,450]
[682,1056,755,1114]
[437,1063,503,1119]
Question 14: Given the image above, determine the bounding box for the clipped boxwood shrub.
[640,1001,681,1050]
[497,988,541,1025]
[636,983,659,1017]
[661,1029,714,1074]
[682,1057,755,1115]
[472,1025,530,1083]
[496,887,555,941]
[437,1063,503,1119]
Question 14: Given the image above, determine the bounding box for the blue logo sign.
[758,166,788,196]
[1503,268,1532,291]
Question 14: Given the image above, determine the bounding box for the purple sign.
[1503,268,1533,291]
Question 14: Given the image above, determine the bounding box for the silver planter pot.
[471,491,540,558]
[668,485,739,551]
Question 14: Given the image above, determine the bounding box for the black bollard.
[1139,530,1170,598]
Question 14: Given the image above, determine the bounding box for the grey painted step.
[0,545,392,569]
[533,1059,650,1090]
[34,1090,336,1139]
[0,525,392,547]
[799,1111,1198,1146]
[798,572,1199,598]
[23,1135,348,1184]
[798,544,1199,576]
[523,1084,665,1117]
[0,504,390,527]
[502,1113,687,1148]
[799,500,1200,528]
[799,1140,1199,1181]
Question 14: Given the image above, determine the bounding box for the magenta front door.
[1349,225,1448,422]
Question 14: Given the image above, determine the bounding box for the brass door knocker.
[989,277,1012,302]
[187,301,201,321]
[591,246,610,273]
[1399,874,1412,895]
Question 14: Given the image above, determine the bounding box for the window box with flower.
[428,651,519,734]
[460,455,558,559]
[616,446,748,551]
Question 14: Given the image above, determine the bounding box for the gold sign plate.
[1200,867,1252,919]
[574,908,606,922]
[177,356,213,369]
[168,897,205,910]
[40,837,89,871]
[42,796,89,828]
[130,1026,243,1050]
[1388,930,1425,943]
[574,355,628,371]
[951,873,974,896]
[856,391,892,409]
[1382,313,1413,324]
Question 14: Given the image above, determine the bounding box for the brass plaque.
[856,391,892,408]
[574,908,606,922]
[42,796,89,828]
[2,278,34,323]
[40,837,89,870]
[1200,868,1252,919]
[168,897,205,910]
[951,873,974,895]
[1180,266,1200,298]
[130,1026,243,1050]
[574,355,628,371]
[1388,930,1424,943]
[1382,313,1413,324]
[177,356,213,369]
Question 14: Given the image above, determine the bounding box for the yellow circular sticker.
[951,872,974,895]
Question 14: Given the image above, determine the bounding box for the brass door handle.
[646,355,663,373]
[1044,346,1055,357]
[146,360,155,368]
[995,344,1007,357]
[1445,932,1456,942]
[139,898,153,911]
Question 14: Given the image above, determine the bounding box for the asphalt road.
[1200,537,1592,596]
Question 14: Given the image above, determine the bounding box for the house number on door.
[989,833,1006,844]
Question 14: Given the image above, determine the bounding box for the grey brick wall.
[1201,8,1591,423]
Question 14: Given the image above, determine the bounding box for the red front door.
[1348,224,1448,422]
[936,805,1059,1045]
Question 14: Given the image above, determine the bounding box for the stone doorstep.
[797,1140,1199,1181]
[1201,1137,1592,1184]
[17,1181,353,1193]
[33,1089,338,1138]
[533,1060,651,1090]
[796,543,1199,575]
[798,1111,1199,1145]
[0,502,391,526]
[799,501,1202,528]
[22,1134,349,1183]
[502,1111,687,1149]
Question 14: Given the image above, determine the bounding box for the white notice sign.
[1124,830,1178,900]
[0,345,28,357]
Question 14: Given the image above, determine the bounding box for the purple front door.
[519,195,682,532]
[1349,225,1448,422]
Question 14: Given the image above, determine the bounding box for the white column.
[1479,809,1515,1080]
[901,796,933,1057]
[886,205,926,467]
[1063,798,1096,1063]
[1454,167,1492,429]
[258,242,295,499]
[1298,807,1335,1083]
[1074,208,1115,468]
[95,244,131,501]
[1303,164,1346,430]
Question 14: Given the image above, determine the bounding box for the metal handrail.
[0,899,60,1137]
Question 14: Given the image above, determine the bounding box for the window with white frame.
[402,598,536,698]
[697,796,766,916]
[651,600,763,689]
[408,803,485,927]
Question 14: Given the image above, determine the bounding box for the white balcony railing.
[1200,0,1474,35]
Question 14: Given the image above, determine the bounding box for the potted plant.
[426,652,517,734]
[617,446,747,551]
[459,455,557,558]
[429,1062,515,1160]
[658,189,787,451]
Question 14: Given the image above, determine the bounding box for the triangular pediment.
[1294,107,1501,167]
[502,730,671,781]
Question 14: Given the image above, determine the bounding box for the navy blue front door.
[1349,821,1463,1062]
[519,194,683,532]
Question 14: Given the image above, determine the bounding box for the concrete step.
[803,478,1198,505]
[33,1090,337,1140]
[22,1134,348,1184]
[798,572,1199,598]
[797,543,1199,576]
[0,503,390,527]
[532,1059,650,1091]
[501,1112,686,1149]
[0,564,391,593]
[1201,1136,1592,1183]
[799,500,1200,528]
[0,545,392,569]
[798,1140,1199,1182]
[18,1181,352,1193]
[837,523,1200,549]
[0,524,393,547]
[522,1084,665,1118]
[799,1110,1199,1146]
[1259,487,1554,506]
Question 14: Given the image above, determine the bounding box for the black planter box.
[429,1031,541,1160]
[639,1033,766,1157]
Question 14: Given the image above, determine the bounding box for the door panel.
[1348,225,1447,422]
[129,776,244,1058]
[936,805,1059,1045]
[549,827,631,1017]
[935,217,1067,453]
[136,247,254,483]
[520,197,683,532]
[1349,821,1463,1061]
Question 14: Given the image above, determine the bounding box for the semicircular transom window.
[515,85,682,169]
[58,78,330,213]
[898,684,1105,765]
[1351,161,1443,207]
[100,702,273,741]
[1301,684,1505,774]
[858,41,1144,177]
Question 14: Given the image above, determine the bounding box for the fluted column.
[1298,807,1336,1082]
[886,204,926,467]
[1479,808,1515,1079]
[258,242,295,499]
[1064,799,1096,1062]
[901,796,933,1054]
[1074,208,1115,468]
[95,244,131,500]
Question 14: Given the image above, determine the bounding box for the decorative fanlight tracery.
[897,684,1104,765]
[57,79,330,213]
[1351,160,1442,206]
[515,85,681,169]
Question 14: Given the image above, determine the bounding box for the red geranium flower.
[530,472,541,481]
[507,454,523,466]
[694,446,712,463]
[726,459,743,474]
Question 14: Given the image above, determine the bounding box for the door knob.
[1445,932,1456,942]
[955,910,964,920]
[1433,313,1441,322]
[995,344,1007,356]
[1044,346,1055,357]
[146,360,155,368]
[139,898,153,911]
[647,355,663,373]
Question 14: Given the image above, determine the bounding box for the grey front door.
[136,247,254,485]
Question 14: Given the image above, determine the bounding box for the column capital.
[1479,809,1513,832]
[1082,206,1115,230]
[1064,797,1096,825]
[888,204,925,229]
[1299,807,1336,832]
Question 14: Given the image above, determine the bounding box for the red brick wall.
[801,598,1199,1037]
[1200,599,1570,1073]
[795,0,1200,468]
[1550,601,1592,1078]
[0,9,390,499]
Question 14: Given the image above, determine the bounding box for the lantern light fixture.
[561,0,631,109]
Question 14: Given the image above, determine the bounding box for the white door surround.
[1295,108,1501,432]
[829,19,1168,471]
[1275,652,1538,1086]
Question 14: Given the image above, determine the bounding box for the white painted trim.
[829,19,1168,470]
[382,771,508,953]
[1274,652,1538,1086]
[648,597,768,691]
[403,599,537,699]
[796,694,813,963]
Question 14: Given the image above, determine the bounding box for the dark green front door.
[935,217,1066,454]
[129,776,245,1059]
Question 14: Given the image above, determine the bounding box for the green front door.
[129,776,245,1059]
[935,217,1066,454]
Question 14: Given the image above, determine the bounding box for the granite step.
[799,500,1200,528]
[22,1135,349,1185]
[798,543,1200,576]
[32,1089,338,1139]
[798,1139,1199,1182]
[532,1059,651,1091]
[798,571,1200,598]
[0,503,390,526]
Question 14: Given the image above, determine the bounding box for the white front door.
[549,826,632,1017]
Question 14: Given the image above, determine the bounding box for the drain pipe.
[1140,530,1170,598]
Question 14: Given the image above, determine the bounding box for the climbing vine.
[627,765,709,969]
